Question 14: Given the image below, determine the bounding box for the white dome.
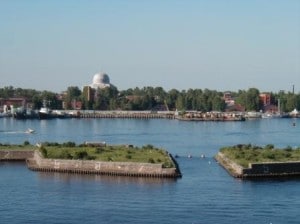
[93,73,110,85]
[91,72,111,89]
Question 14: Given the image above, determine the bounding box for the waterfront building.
[259,93,271,106]
[223,92,235,106]
[82,72,117,109]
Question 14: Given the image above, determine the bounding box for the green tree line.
[1,85,300,112]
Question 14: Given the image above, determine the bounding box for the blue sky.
[0,0,299,93]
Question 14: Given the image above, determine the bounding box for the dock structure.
[176,111,246,121]
[77,111,175,119]
[10,109,248,121]
[72,110,246,121]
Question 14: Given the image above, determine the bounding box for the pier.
[77,111,175,119]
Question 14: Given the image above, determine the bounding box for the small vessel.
[38,100,53,119]
[290,108,299,118]
[14,107,38,119]
[245,111,262,119]
[38,107,52,119]
[25,128,35,134]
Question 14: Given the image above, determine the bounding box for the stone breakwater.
[215,152,300,179]
[0,150,34,161]
[0,150,182,178]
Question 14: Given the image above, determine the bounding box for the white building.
[90,72,112,89]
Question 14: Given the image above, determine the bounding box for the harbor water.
[1,118,300,224]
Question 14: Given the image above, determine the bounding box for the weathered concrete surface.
[27,151,181,178]
[243,162,300,177]
[215,152,244,177]
[0,150,34,161]
[215,152,300,179]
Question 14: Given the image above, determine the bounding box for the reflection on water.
[37,171,178,186]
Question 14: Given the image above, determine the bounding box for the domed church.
[90,72,112,89]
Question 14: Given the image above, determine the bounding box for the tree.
[40,91,61,109]
[166,89,180,110]
[64,86,82,109]
[236,88,260,111]
[212,95,226,111]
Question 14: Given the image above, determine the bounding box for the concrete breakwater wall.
[27,151,181,178]
[215,152,300,178]
[243,162,300,177]
[0,150,34,161]
[77,111,175,119]
[215,152,244,177]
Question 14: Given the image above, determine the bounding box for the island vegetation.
[35,142,175,168]
[220,144,300,168]
[0,141,32,150]
[0,141,176,168]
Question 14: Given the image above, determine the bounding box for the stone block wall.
[0,150,34,160]
[28,151,180,178]
[243,162,300,175]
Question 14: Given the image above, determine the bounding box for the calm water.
[1,118,300,224]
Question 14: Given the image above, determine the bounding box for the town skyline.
[1,1,299,93]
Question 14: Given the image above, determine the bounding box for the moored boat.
[38,107,53,119]
[14,108,38,119]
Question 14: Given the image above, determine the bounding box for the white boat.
[245,111,262,119]
[25,128,35,134]
[290,108,299,118]
[261,112,282,119]
[38,107,52,119]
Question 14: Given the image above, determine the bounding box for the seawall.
[215,152,300,179]
[0,150,181,178]
[77,111,175,119]
[26,151,181,178]
[0,150,34,161]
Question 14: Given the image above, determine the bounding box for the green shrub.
[39,147,48,158]
[73,150,88,159]
[265,144,274,150]
[284,146,293,151]
[148,158,155,163]
[62,142,76,147]
[95,147,103,154]
[143,144,154,149]
[59,149,73,159]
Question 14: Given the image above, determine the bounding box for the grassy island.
[0,141,175,168]
[220,144,300,168]
[1,141,181,178]
[37,142,175,168]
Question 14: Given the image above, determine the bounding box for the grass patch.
[220,144,300,168]
[37,142,175,168]
[0,141,35,150]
